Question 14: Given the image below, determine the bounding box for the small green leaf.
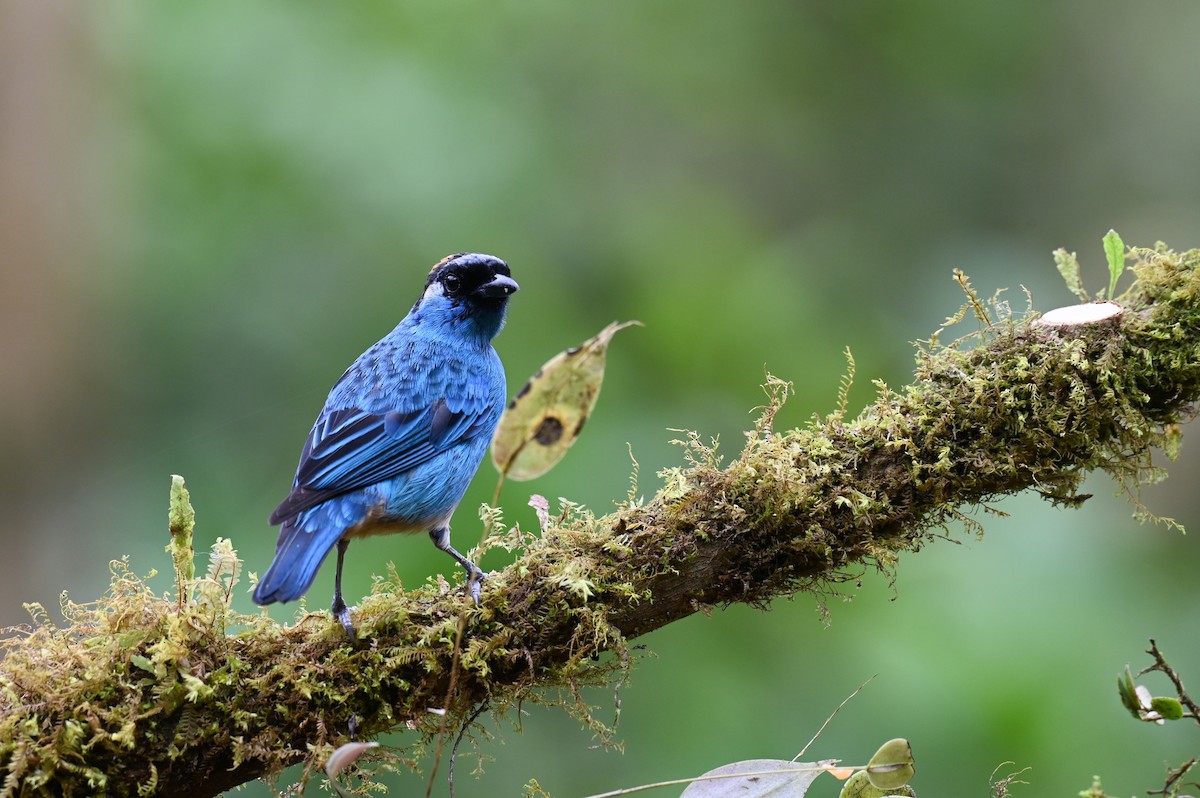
[1150,696,1184,721]
[492,321,641,481]
[130,654,155,674]
[1053,248,1088,301]
[115,628,151,651]
[865,738,915,790]
[1117,665,1141,718]
[1103,229,1125,300]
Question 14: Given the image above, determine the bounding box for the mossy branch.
[3,244,1200,797]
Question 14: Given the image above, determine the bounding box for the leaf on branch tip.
[1117,665,1141,717]
[1150,696,1184,721]
[492,320,641,481]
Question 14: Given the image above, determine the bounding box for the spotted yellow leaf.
[492,320,641,481]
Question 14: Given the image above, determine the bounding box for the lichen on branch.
[2,244,1199,798]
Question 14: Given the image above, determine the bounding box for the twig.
[1141,639,1200,722]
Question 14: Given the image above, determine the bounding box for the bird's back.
[272,324,506,525]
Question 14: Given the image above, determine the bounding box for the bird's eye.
[442,273,462,296]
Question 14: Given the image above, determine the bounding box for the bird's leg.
[331,537,357,641]
[429,526,484,605]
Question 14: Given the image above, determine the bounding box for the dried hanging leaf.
[679,759,827,797]
[326,741,380,797]
[492,320,641,481]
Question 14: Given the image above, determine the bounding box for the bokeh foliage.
[2,1,1199,795]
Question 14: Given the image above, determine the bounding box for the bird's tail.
[252,515,343,605]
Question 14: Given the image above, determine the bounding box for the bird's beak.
[475,274,519,298]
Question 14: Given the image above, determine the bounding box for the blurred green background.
[2,1,1199,795]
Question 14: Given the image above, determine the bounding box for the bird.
[252,252,518,638]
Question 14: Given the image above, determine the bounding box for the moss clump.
[604,244,1199,637]
[0,485,633,797]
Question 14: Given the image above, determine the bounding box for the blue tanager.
[252,253,518,637]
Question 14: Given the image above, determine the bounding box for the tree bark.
[2,244,1198,797]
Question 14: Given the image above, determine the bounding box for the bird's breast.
[343,515,429,539]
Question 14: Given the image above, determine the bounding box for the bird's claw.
[332,594,357,642]
[467,568,487,606]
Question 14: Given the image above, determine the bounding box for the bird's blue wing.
[269,394,495,524]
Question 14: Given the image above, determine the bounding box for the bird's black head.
[413,253,519,343]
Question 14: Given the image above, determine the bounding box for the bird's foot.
[466,567,487,606]
[332,594,357,642]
